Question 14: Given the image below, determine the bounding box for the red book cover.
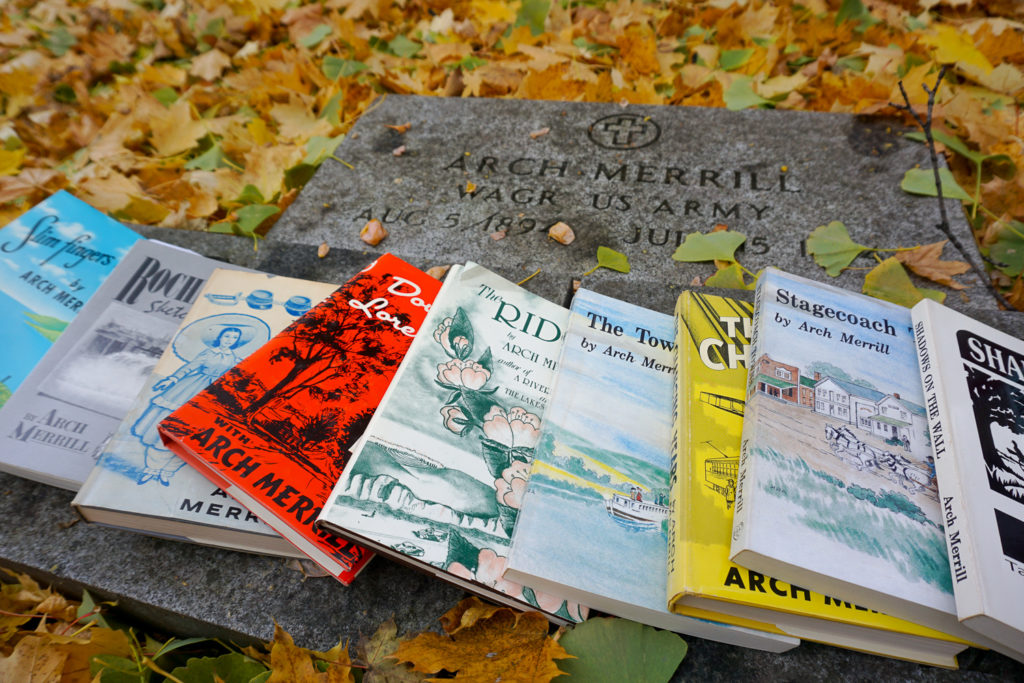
[159,254,440,584]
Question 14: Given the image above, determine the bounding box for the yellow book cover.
[667,291,970,667]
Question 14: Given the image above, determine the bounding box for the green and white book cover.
[318,263,586,624]
[730,268,988,645]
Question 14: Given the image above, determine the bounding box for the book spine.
[666,295,686,602]
[911,303,983,620]
[730,278,767,559]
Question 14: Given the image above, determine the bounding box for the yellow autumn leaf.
[890,62,940,106]
[472,0,516,25]
[242,144,303,202]
[758,73,807,99]
[118,195,171,224]
[247,118,275,146]
[920,24,993,74]
[0,148,25,176]
[270,101,334,141]
[149,100,207,157]
[958,62,1024,95]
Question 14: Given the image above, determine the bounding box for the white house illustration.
[750,354,928,452]
[813,375,927,451]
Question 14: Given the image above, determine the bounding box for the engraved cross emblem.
[601,116,650,146]
[588,113,661,150]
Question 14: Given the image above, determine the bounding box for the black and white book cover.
[912,298,1024,658]
[0,240,230,489]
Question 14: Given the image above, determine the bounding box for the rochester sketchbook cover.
[0,191,141,404]
[0,240,226,488]
[161,254,440,583]
[733,268,952,619]
[74,269,335,550]
[318,263,585,621]
[505,288,680,615]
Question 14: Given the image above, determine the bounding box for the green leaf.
[389,35,421,59]
[77,589,111,629]
[303,133,346,166]
[299,24,332,49]
[456,55,488,71]
[152,87,178,107]
[322,56,369,80]
[806,221,867,277]
[672,230,746,263]
[236,184,265,205]
[752,36,775,48]
[54,83,77,104]
[321,93,342,126]
[900,167,974,202]
[151,636,208,658]
[705,263,755,290]
[514,0,550,36]
[236,204,280,234]
[43,25,77,57]
[907,130,1016,180]
[862,257,938,307]
[170,652,267,683]
[723,76,771,111]
[597,246,630,273]
[572,37,616,57]
[185,142,231,171]
[988,220,1024,277]
[284,163,316,191]
[558,618,687,683]
[835,0,879,31]
[89,654,146,683]
[835,56,866,72]
[719,48,754,71]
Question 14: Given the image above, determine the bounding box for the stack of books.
[2,191,1023,666]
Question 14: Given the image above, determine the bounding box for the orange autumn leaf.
[893,240,970,290]
[393,598,572,682]
[266,624,353,683]
[149,100,207,157]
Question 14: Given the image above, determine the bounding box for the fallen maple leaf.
[393,598,572,682]
[893,240,970,289]
[356,619,426,682]
[267,624,353,683]
[190,48,233,82]
[149,100,207,157]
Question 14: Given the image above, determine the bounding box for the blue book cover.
[0,191,141,403]
[504,288,798,651]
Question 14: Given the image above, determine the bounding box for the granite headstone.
[274,95,1011,327]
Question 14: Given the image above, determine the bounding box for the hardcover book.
[912,299,1024,658]
[73,269,336,559]
[0,240,231,489]
[730,268,1022,659]
[0,191,141,404]
[317,263,587,624]
[669,291,969,667]
[160,254,440,585]
[504,288,799,653]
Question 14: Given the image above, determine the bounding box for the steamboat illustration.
[605,486,670,527]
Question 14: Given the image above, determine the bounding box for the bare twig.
[890,66,1013,308]
[890,65,950,232]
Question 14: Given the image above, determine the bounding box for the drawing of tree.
[241,273,410,422]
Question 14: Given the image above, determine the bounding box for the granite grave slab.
[2,94,1024,679]
[274,95,1012,328]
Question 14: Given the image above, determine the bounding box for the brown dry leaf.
[360,218,387,245]
[893,240,970,290]
[267,624,353,683]
[318,241,330,258]
[0,635,67,681]
[393,598,570,681]
[384,122,412,134]
[149,99,207,157]
[530,127,550,139]
[490,229,507,240]
[426,265,450,279]
[392,145,406,156]
[1008,275,1024,310]
[356,619,426,683]
[548,221,575,244]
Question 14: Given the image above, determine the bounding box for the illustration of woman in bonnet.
[131,319,264,485]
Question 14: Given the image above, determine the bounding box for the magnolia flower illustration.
[436,358,490,391]
[434,315,471,359]
[481,406,541,450]
[494,460,530,509]
[440,404,470,435]
[448,548,588,619]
